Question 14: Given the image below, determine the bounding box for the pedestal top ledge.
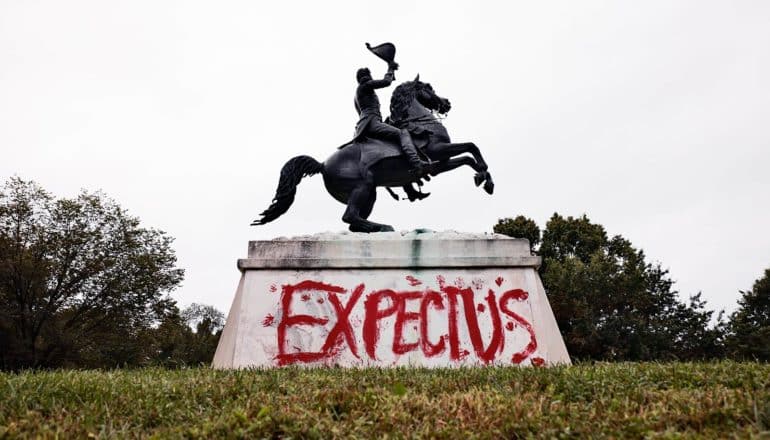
[238,230,540,270]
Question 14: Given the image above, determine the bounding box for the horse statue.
[251,75,494,232]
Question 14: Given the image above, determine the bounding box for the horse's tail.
[251,155,323,225]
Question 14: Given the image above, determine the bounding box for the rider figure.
[354,63,429,175]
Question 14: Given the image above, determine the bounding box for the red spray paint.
[273,279,540,366]
[499,289,537,364]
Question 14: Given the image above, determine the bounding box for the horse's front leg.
[425,142,494,194]
[426,142,488,172]
[428,156,482,175]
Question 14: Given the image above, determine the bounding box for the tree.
[725,268,770,361]
[493,216,540,252]
[494,213,723,361]
[147,303,224,367]
[180,303,225,365]
[0,177,184,368]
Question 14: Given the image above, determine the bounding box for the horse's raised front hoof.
[474,172,485,187]
[484,180,494,195]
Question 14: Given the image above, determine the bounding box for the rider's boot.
[399,129,430,176]
[403,183,430,202]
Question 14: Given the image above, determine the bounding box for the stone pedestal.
[212,231,570,368]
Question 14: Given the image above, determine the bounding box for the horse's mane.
[390,81,420,121]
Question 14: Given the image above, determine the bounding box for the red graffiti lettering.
[273,279,540,366]
[393,291,422,354]
[445,286,503,363]
[321,284,364,358]
[276,281,345,365]
[419,291,446,356]
[499,289,537,364]
[445,288,462,361]
[363,290,399,359]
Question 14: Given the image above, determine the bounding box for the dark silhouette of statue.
[252,43,494,232]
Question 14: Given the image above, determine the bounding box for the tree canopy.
[725,268,770,361]
[0,177,184,368]
[495,213,723,361]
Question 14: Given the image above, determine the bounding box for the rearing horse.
[252,76,494,232]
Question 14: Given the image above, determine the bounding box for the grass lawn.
[1,362,769,438]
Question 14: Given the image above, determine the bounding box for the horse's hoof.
[474,173,485,187]
[379,224,395,232]
[484,180,494,194]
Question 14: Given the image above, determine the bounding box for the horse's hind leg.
[342,183,394,233]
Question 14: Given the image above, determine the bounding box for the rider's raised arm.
[365,70,395,90]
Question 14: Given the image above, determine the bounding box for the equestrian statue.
[251,42,494,233]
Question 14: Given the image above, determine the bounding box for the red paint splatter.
[477,303,486,312]
[471,278,484,290]
[436,275,446,289]
[505,321,514,331]
[262,314,275,327]
[459,349,470,360]
[454,277,465,288]
[405,275,422,286]
[301,293,311,302]
[269,284,277,292]
[531,357,545,367]
[317,298,325,304]
[495,277,504,287]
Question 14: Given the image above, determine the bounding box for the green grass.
[1,362,769,439]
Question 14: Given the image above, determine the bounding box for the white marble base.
[213,231,570,368]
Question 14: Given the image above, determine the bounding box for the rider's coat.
[353,72,396,141]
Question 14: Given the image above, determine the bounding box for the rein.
[391,113,446,127]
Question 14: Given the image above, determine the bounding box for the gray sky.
[2,1,768,317]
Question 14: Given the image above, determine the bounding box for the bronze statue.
[252,43,493,232]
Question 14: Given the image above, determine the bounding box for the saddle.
[338,134,430,169]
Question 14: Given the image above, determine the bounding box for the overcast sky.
[2,1,768,317]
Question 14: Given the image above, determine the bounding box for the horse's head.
[413,74,451,115]
[390,75,451,121]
